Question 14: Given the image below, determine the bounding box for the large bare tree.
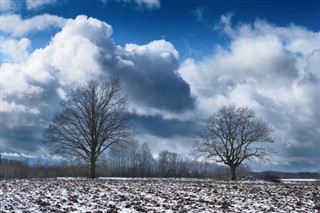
[194,105,274,180]
[43,79,134,178]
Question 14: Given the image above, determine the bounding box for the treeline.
[0,141,251,179]
[104,140,238,178]
[1,156,318,180]
[255,171,320,179]
[0,158,250,179]
[2,141,317,179]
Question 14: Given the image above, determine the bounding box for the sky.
[0,0,319,172]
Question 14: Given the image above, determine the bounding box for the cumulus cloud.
[0,0,15,11]
[2,12,317,171]
[1,14,192,113]
[0,15,113,155]
[0,14,66,37]
[179,15,320,170]
[45,15,113,85]
[1,14,194,156]
[112,39,195,115]
[1,38,31,62]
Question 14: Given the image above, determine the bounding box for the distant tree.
[43,79,134,178]
[194,105,274,180]
[168,152,178,177]
[158,150,170,177]
[137,143,153,176]
[108,139,138,176]
[107,140,154,177]
[158,150,179,177]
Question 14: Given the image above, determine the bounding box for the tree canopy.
[43,79,134,178]
[194,105,274,180]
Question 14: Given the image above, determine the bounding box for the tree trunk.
[230,165,237,180]
[90,158,96,178]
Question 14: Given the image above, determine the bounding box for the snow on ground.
[0,178,319,212]
[281,179,318,183]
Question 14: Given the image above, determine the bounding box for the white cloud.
[1,12,318,170]
[179,16,320,167]
[1,101,40,114]
[0,15,112,100]
[1,150,65,161]
[26,0,57,10]
[0,15,114,125]
[1,63,44,98]
[1,38,31,62]
[56,88,67,100]
[180,17,320,117]
[2,152,36,159]
[192,7,206,23]
[135,0,160,9]
[0,14,66,37]
[253,20,320,56]
[114,0,160,9]
[129,104,195,121]
[0,13,197,162]
[218,12,235,36]
[305,49,320,79]
[103,0,161,9]
[116,39,194,118]
[136,134,193,157]
[0,0,14,11]
[2,16,187,117]
[45,15,113,86]
[125,39,179,59]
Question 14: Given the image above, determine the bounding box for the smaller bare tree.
[43,79,134,178]
[194,105,274,180]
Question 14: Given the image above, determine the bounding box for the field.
[0,178,319,212]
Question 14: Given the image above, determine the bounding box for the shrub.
[258,172,281,183]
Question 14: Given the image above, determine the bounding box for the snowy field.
[0,178,319,212]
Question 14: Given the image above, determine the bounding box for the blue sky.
[1,0,319,172]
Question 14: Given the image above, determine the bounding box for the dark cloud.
[1,14,319,172]
[115,58,195,113]
[1,84,61,154]
[133,115,199,138]
[1,15,196,160]
[1,114,43,153]
[179,17,320,171]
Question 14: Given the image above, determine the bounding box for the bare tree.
[43,79,134,178]
[158,150,170,177]
[194,105,273,180]
[137,143,153,177]
[158,150,179,177]
[107,140,154,177]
